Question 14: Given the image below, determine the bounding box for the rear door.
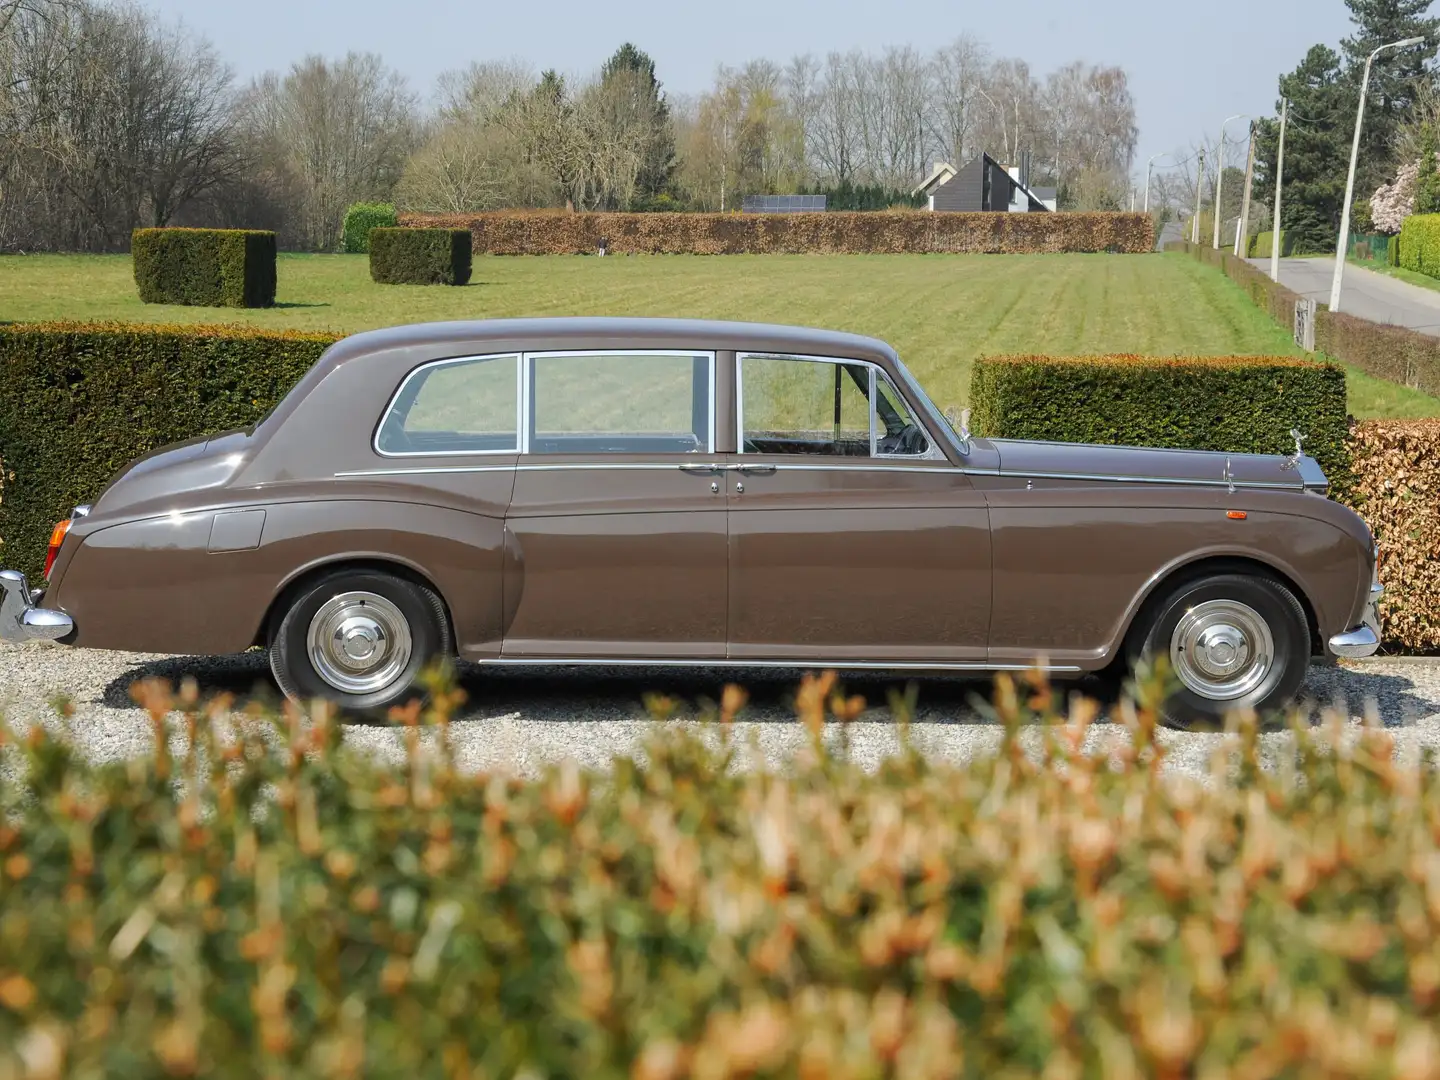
[501,349,730,660]
[726,352,991,664]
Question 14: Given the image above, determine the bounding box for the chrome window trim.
[736,352,943,462]
[521,349,716,456]
[374,353,523,459]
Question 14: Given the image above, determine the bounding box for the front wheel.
[1131,573,1311,730]
[268,569,451,719]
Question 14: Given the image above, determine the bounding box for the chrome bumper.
[0,570,74,643]
[1328,581,1383,659]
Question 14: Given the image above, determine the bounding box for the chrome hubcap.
[1170,599,1274,701]
[306,591,412,695]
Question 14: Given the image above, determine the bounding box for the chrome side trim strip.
[334,462,967,479]
[478,656,1084,673]
[961,467,1306,491]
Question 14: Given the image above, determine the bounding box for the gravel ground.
[3,641,1440,780]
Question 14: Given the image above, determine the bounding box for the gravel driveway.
[4,641,1440,779]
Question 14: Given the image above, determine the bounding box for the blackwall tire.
[1132,573,1310,730]
[268,569,450,720]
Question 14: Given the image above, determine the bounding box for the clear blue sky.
[158,0,1358,182]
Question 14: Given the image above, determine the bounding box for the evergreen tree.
[1415,122,1440,212]
[1341,0,1439,193]
[599,43,677,203]
[1253,46,1353,254]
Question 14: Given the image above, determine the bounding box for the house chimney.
[1021,149,1031,190]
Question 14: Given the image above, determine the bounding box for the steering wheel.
[878,423,926,455]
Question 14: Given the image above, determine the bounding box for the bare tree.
[236,52,417,249]
[434,57,534,126]
[929,34,989,168]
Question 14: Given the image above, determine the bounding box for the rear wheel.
[1131,573,1310,729]
[268,569,450,719]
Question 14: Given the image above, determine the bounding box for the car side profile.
[1,317,1381,726]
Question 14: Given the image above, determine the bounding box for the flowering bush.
[1371,159,1420,234]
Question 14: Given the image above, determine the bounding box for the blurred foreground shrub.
[2,670,1440,1078]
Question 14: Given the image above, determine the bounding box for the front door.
[727,353,991,663]
[501,349,729,660]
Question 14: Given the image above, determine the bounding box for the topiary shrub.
[1389,233,1402,267]
[369,228,472,285]
[970,353,1350,487]
[131,229,277,308]
[342,202,398,254]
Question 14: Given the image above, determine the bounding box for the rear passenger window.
[527,352,712,454]
[377,355,519,455]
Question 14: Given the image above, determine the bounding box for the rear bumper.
[0,570,74,643]
[1327,582,1383,660]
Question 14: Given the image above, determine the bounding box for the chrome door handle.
[734,464,777,475]
[678,463,724,475]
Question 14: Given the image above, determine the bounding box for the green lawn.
[1348,253,1440,295]
[3,250,1438,418]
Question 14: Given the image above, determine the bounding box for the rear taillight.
[44,519,72,579]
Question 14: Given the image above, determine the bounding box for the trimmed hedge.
[131,228,277,308]
[342,202,398,254]
[5,666,1440,1076]
[0,323,336,580]
[369,228,473,285]
[1247,230,1291,258]
[971,354,1350,486]
[398,210,1156,255]
[1173,240,1440,399]
[1398,213,1440,278]
[1390,233,1402,267]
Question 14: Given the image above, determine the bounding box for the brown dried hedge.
[1172,240,1440,398]
[1348,419,1440,652]
[399,210,1156,255]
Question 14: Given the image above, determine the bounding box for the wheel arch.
[1111,553,1322,664]
[254,555,457,651]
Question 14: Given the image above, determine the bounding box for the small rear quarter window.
[377,354,519,455]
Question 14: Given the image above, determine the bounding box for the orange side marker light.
[1227,510,1248,520]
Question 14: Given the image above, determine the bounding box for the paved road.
[3,642,1439,781]
[1249,256,1440,336]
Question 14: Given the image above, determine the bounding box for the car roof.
[319,317,900,369]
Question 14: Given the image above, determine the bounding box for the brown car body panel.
[37,317,1377,674]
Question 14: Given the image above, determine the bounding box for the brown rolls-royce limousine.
[0,318,1380,726]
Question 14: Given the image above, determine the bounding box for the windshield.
[894,354,967,453]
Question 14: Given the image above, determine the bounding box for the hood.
[91,429,255,517]
[990,438,1329,494]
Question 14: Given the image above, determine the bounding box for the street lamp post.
[1271,98,1288,282]
[1213,114,1247,249]
[1143,152,1172,213]
[1331,35,1428,312]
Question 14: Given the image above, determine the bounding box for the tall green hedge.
[970,354,1350,485]
[0,323,336,580]
[342,202,398,253]
[1246,230,1291,259]
[369,228,472,285]
[131,229,277,308]
[1398,214,1440,278]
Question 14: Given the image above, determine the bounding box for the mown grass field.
[2,250,1437,417]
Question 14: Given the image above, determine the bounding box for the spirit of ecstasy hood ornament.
[1280,428,1305,472]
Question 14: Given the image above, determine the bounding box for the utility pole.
[1235,121,1257,257]
[1271,98,1288,282]
[1214,114,1247,248]
[1191,147,1205,243]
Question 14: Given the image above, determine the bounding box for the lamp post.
[1213,114,1247,249]
[1271,98,1288,282]
[1143,152,1172,213]
[1331,35,1428,312]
